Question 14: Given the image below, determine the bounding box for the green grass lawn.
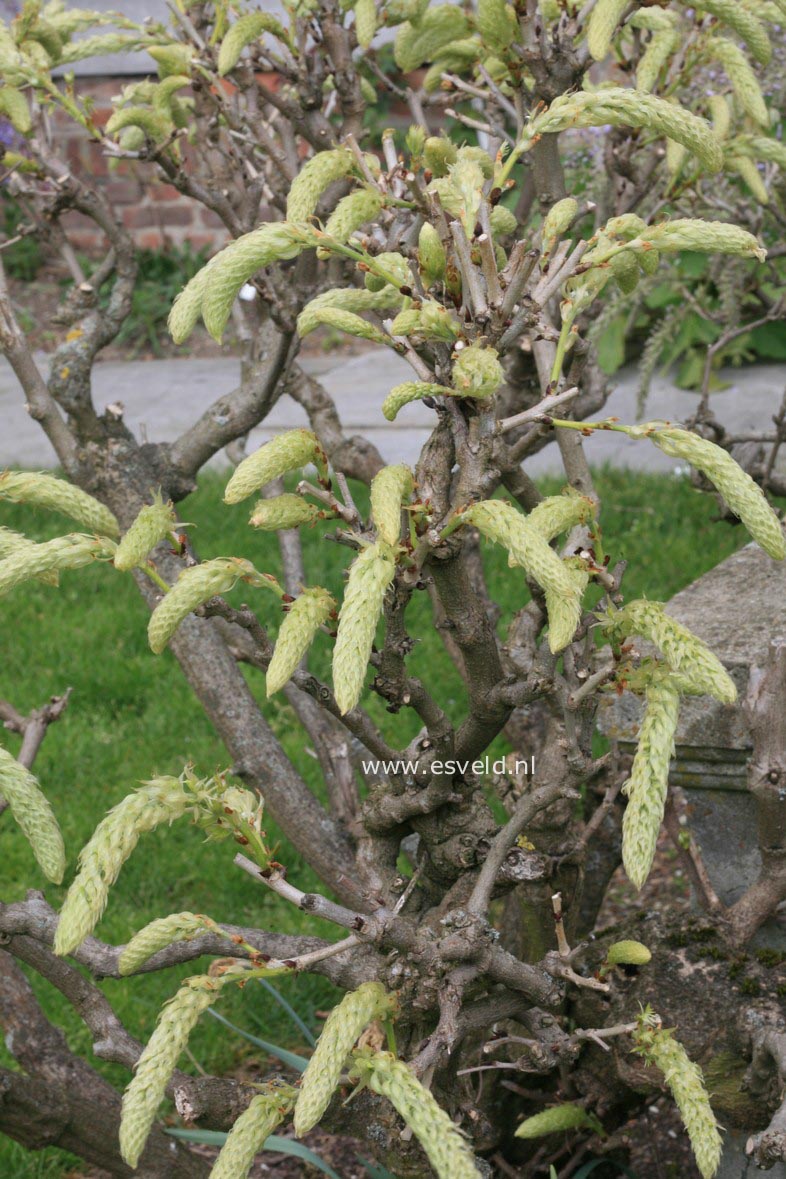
[0,466,749,1175]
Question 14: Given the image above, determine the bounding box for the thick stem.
[0,259,78,474]
[0,951,209,1178]
[429,552,511,760]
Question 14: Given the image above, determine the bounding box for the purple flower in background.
[0,0,21,169]
[0,121,17,149]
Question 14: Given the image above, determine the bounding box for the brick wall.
[53,72,418,254]
[56,76,229,253]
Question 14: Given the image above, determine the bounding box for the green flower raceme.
[0,744,65,884]
[54,774,203,956]
[224,430,329,505]
[119,911,221,975]
[332,542,396,714]
[266,586,335,697]
[633,1014,722,1178]
[460,500,584,651]
[611,599,737,703]
[370,464,414,546]
[294,982,397,1134]
[640,425,785,559]
[0,470,119,537]
[0,532,116,597]
[621,679,680,890]
[147,558,265,654]
[349,1050,480,1179]
[212,1083,297,1179]
[114,493,176,571]
[120,974,231,1167]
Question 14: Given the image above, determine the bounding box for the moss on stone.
[704,1052,768,1129]
[755,948,786,968]
[728,958,747,980]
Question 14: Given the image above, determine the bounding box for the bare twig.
[0,690,73,814]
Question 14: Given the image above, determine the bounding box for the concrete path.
[2,348,785,473]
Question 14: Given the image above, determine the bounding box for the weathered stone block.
[601,539,786,906]
[602,539,786,1176]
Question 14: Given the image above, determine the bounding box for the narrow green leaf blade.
[205,1008,309,1072]
[167,1128,341,1178]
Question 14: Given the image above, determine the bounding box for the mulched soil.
[598,829,692,930]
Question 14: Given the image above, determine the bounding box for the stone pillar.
[601,540,786,1178]
[602,540,786,917]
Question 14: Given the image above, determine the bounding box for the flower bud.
[0,470,119,537]
[218,11,286,75]
[225,430,328,505]
[266,586,335,696]
[249,494,322,531]
[353,0,377,47]
[333,542,396,714]
[606,939,652,966]
[371,464,414,546]
[489,204,517,237]
[395,7,470,73]
[423,135,458,177]
[294,983,397,1134]
[476,0,517,52]
[418,222,447,286]
[114,493,176,571]
[364,251,411,292]
[452,343,503,400]
[516,1103,602,1138]
[0,744,65,884]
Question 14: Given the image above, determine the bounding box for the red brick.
[122,206,157,229]
[198,207,225,229]
[90,105,114,129]
[75,77,118,100]
[105,158,134,179]
[65,142,82,171]
[67,143,108,176]
[61,209,104,233]
[183,232,219,250]
[256,71,282,93]
[105,179,144,205]
[150,184,182,202]
[137,230,166,249]
[156,205,196,227]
